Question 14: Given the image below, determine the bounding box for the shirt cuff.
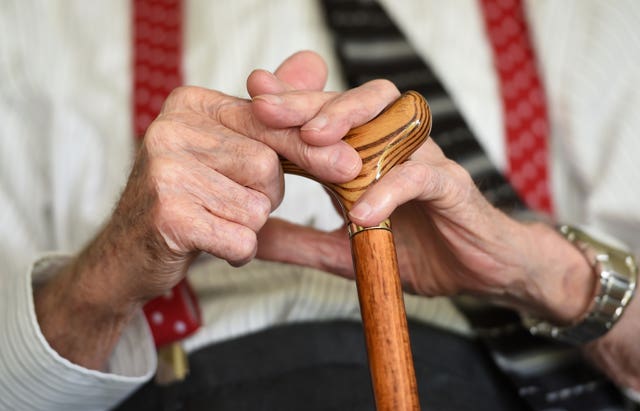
[0,254,156,411]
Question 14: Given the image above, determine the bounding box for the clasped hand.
[97,51,592,324]
[35,51,595,371]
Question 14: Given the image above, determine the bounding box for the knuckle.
[249,193,272,225]
[165,85,196,107]
[147,157,174,184]
[448,159,473,183]
[230,190,272,232]
[367,78,400,97]
[164,86,225,115]
[147,160,190,210]
[252,147,280,180]
[446,160,476,202]
[143,119,181,153]
[398,161,444,200]
[299,142,314,169]
[143,119,165,145]
[161,86,191,113]
[409,158,476,205]
[212,96,250,128]
[400,161,431,187]
[227,228,258,266]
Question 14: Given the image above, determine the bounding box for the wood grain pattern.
[352,228,420,410]
[281,90,431,213]
[280,91,431,410]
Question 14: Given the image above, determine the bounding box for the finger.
[149,158,273,237]
[183,164,274,233]
[246,50,328,97]
[147,115,284,210]
[169,203,260,266]
[246,69,294,97]
[300,79,400,146]
[215,101,362,183]
[151,163,273,265]
[252,90,339,129]
[348,140,473,226]
[159,86,361,183]
[273,50,328,91]
[256,217,354,278]
[252,79,401,147]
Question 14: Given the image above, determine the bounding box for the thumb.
[247,50,328,97]
[256,217,354,279]
[272,50,328,91]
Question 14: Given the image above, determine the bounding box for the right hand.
[49,47,402,307]
[102,60,365,304]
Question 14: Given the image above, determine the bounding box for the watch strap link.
[524,225,638,345]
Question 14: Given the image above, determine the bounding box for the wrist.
[34,257,140,370]
[503,222,596,324]
[523,224,637,345]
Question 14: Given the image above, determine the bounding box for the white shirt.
[1,0,639,409]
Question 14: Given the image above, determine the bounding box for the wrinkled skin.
[33,51,640,392]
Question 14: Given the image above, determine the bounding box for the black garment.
[114,320,526,411]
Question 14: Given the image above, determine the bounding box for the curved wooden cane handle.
[281,91,431,410]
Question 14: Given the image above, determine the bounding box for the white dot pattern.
[174,321,187,334]
[143,278,202,347]
[151,311,164,325]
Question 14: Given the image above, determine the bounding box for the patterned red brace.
[142,278,202,347]
[133,0,202,347]
[480,0,554,215]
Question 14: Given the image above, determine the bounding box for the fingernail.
[301,114,328,132]
[253,94,283,105]
[350,202,372,221]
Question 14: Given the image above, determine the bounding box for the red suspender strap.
[133,0,202,347]
[479,0,554,215]
[133,0,183,137]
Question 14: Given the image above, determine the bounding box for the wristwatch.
[523,225,638,345]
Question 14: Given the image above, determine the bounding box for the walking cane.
[281,91,431,410]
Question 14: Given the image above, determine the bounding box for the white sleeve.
[0,255,156,411]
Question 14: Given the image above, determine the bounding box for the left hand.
[251,75,595,326]
[252,52,640,395]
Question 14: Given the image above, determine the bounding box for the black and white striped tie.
[321,0,526,213]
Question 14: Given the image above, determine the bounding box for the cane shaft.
[351,226,420,410]
[280,91,430,410]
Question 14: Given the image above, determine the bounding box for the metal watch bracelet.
[522,225,638,345]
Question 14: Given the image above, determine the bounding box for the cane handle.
[280,90,431,214]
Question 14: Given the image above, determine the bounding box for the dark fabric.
[114,320,527,411]
[454,301,627,410]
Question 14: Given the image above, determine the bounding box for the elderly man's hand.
[251,60,640,394]
[252,78,595,329]
[33,51,401,370]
